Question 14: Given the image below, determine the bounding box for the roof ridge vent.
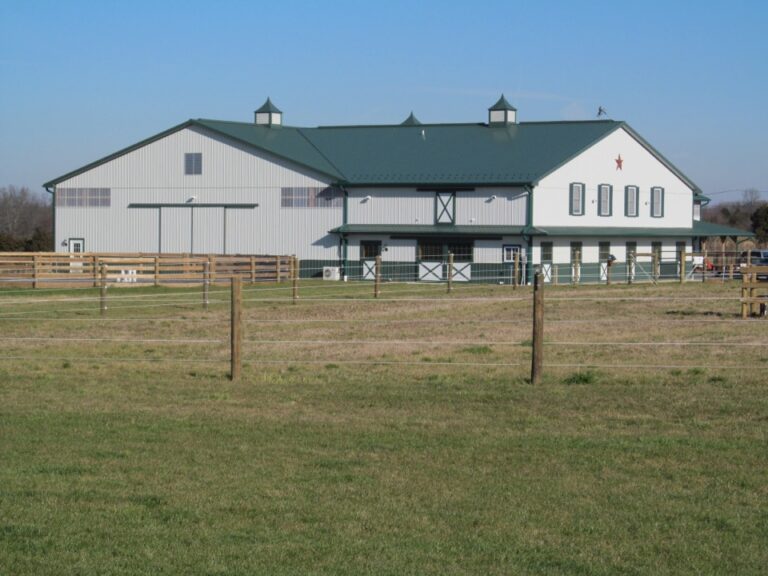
[255,97,282,127]
[488,94,517,126]
[401,111,422,126]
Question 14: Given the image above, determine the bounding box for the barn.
[43,96,750,283]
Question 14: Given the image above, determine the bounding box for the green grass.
[0,280,766,574]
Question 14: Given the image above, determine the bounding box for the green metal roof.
[692,221,753,237]
[303,121,622,186]
[489,94,516,111]
[255,97,282,114]
[330,224,528,237]
[43,114,703,195]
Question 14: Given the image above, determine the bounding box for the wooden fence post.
[447,252,453,294]
[89,256,97,288]
[531,272,544,385]
[652,253,659,284]
[100,263,108,316]
[153,256,160,287]
[250,255,256,284]
[230,276,242,381]
[292,256,299,304]
[374,255,382,298]
[32,254,40,289]
[276,256,281,283]
[552,264,558,286]
[203,261,210,311]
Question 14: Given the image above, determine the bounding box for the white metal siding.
[534,127,694,229]
[347,187,526,226]
[55,126,341,259]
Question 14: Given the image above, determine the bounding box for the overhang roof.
[330,221,753,238]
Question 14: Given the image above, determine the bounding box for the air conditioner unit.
[323,266,341,281]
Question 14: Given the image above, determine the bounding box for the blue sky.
[1,0,766,202]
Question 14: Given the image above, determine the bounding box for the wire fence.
[1,272,766,381]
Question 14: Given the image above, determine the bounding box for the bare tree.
[0,186,53,251]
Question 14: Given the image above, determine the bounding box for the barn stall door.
[160,208,191,253]
[192,207,224,254]
[360,240,381,280]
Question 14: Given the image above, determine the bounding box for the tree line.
[0,186,53,251]
[702,188,768,246]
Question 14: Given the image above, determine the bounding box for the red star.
[615,154,623,170]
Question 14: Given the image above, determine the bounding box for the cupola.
[401,112,422,126]
[488,94,517,125]
[254,97,282,126]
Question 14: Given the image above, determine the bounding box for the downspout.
[44,185,55,251]
[341,187,349,275]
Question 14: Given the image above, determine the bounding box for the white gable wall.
[53,126,342,258]
[534,127,694,229]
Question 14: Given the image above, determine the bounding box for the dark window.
[56,188,111,208]
[360,241,381,259]
[281,187,343,208]
[570,242,582,263]
[652,241,662,260]
[185,153,202,175]
[599,241,611,262]
[417,241,473,262]
[447,242,473,262]
[541,242,553,263]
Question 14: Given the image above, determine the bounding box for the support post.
[276,256,281,283]
[531,272,544,385]
[292,255,299,304]
[552,264,558,286]
[374,255,382,298]
[513,251,519,289]
[652,253,659,284]
[606,261,612,285]
[100,263,108,316]
[628,253,634,285]
[154,256,160,287]
[702,247,708,283]
[203,261,210,311]
[250,255,256,284]
[679,248,686,284]
[230,276,242,381]
[447,252,453,294]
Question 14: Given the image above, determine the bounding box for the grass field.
[0,280,766,575]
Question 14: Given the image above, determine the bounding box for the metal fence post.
[513,251,519,289]
[100,263,108,316]
[531,272,544,385]
[292,255,299,304]
[203,261,210,311]
[447,252,453,294]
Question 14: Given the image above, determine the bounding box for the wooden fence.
[740,265,768,318]
[0,252,293,288]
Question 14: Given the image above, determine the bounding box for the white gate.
[419,261,443,281]
[362,260,376,280]
[541,263,552,283]
[600,263,609,281]
[451,262,471,282]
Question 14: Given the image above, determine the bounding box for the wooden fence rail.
[0,252,292,288]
